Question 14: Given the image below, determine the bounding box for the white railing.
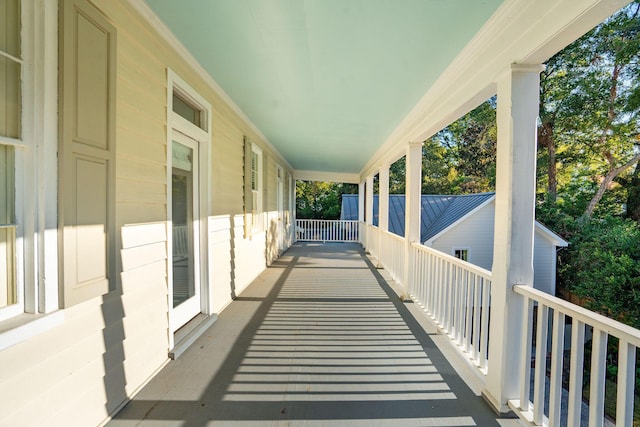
[365,224,379,259]
[358,226,640,424]
[295,219,359,242]
[378,230,405,285]
[410,243,492,373]
[172,225,189,260]
[511,285,639,427]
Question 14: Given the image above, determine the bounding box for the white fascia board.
[294,170,360,184]
[535,222,569,247]
[424,195,496,246]
[126,0,293,172]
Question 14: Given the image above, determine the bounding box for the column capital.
[408,141,424,147]
[510,63,546,74]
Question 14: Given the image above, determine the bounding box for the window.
[250,143,263,230]
[0,0,61,334]
[454,248,469,261]
[172,91,204,130]
[1,0,21,313]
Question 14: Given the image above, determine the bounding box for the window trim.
[250,143,264,232]
[166,68,212,346]
[0,0,61,346]
[453,247,470,262]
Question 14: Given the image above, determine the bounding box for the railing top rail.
[514,284,640,348]
[296,219,359,223]
[411,242,493,280]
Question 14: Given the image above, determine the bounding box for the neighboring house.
[341,193,568,295]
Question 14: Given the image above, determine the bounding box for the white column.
[365,175,374,225]
[483,64,543,413]
[404,142,422,295]
[358,181,365,246]
[379,164,390,232]
[358,182,365,223]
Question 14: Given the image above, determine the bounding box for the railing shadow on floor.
[108,243,513,427]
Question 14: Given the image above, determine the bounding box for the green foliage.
[537,1,640,217]
[295,181,357,220]
[389,157,406,194]
[420,99,497,195]
[556,215,640,328]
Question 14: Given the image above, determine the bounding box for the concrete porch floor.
[108,242,523,427]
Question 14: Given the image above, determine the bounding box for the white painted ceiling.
[145,0,503,174]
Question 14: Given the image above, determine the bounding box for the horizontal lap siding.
[533,232,555,295]
[0,1,295,425]
[431,203,495,271]
[212,111,244,215]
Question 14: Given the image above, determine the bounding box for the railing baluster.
[480,278,490,370]
[457,267,465,345]
[616,340,636,427]
[458,268,464,345]
[519,296,534,412]
[472,273,481,362]
[588,329,608,427]
[533,304,549,425]
[464,272,473,353]
[567,319,585,427]
[548,310,565,427]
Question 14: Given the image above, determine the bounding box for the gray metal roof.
[341,193,495,242]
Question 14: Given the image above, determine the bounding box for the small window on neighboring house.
[454,248,469,262]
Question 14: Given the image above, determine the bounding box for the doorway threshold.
[169,313,218,360]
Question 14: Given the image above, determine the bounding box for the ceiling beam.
[294,170,360,184]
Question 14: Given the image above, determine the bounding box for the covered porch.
[109,242,520,426]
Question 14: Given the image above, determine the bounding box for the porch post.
[404,142,422,295]
[358,181,365,245]
[379,164,389,232]
[483,64,543,413]
[358,182,365,223]
[365,175,374,226]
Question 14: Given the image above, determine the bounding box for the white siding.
[0,1,294,426]
[533,230,557,295]
[431,203,495,271]
[430,201,558,294]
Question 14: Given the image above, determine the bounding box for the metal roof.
[341,192,494,242]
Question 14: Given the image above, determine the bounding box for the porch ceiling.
[144,0,503,174]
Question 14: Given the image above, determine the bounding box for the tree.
[295,180,356,219]
[541,2,640,218]
[389,157,406,194]
[424,98,497,195]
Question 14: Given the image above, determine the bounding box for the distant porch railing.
[295,219,359,242]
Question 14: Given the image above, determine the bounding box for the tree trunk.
[538,121,557,203]
[584,152,640,218]
[626,162,640,223]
